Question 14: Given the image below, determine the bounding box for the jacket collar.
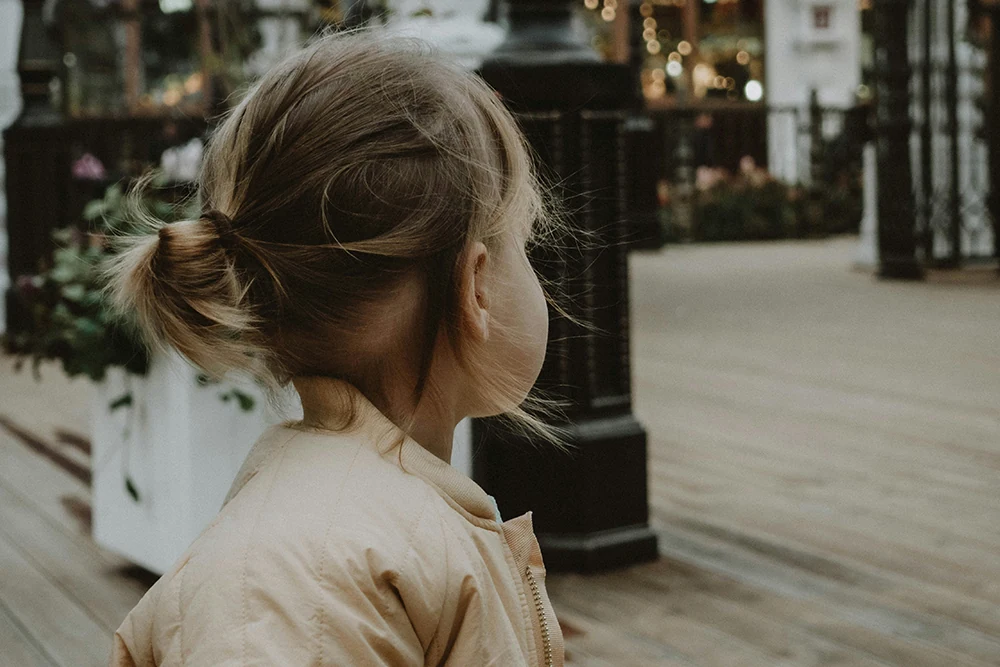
[291,376,499,526]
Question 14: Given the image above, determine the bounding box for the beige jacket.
[111,377,564,666]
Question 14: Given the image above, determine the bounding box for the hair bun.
[203,209,238,248]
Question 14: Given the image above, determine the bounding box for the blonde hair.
[104,33,561,438]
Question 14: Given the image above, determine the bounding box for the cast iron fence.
[910,0,998,266]
[626,100,869,247]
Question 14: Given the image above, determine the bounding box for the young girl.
[107,33,564,667]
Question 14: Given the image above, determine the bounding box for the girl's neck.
[384,379,459,465]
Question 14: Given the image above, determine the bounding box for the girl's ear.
[458,241,490,342]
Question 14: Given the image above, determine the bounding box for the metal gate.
[909,0,998,266]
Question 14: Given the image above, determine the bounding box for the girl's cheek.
[523,271,549,385]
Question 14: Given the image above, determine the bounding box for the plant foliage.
[2,179,195,382]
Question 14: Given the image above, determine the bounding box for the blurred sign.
[797,1,840,44]
[814,6,832,29]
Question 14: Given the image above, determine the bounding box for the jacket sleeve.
[110,578,163,667]
[395,508,529,667]
[308,548,426,666]
[110,632,138,667]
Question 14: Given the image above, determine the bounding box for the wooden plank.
[650,525,998,666]
[645,433,1000,611]
[620,568,894,667]
[554,603,697,667]
[0,416,90,485]
[648,457,1000,580]
[647,438,1000,548]
[0,530,112,667]
[551,568,795,667]
[646,438,1000,571]
[636,365,1000,492]
[0,479,148,632]
[0,424,96,540]
[0,359,93,444]
[0,600,58,667]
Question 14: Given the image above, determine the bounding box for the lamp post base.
[878,257,925,281]
[475,413,658,573]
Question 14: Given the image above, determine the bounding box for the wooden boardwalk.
[1,237,998,666]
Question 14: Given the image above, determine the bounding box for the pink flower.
[15,275,43,298]
[71,154,107,181]
[656,179,671,207]
[696,166,727,192]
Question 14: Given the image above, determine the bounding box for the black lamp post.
[872,0,924,279]
[984,2,1000,264]
[4,0,69,333]
[474,0,658,572]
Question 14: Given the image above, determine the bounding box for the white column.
[855,142,878,268]
[0,0,24,335]
[451,418,473,479]
[765,0,861,184]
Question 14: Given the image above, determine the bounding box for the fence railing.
[908,0,998,265]
[626,99,869,246]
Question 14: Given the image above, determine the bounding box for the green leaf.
[109,393,133,411]
[61,284,87,302]
[195,373,218,386]
[82,199,108,223]
[234,391,256,413]
[125,476,141,502]
[217,388,256,412]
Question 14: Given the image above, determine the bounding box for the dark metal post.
[920,0,935,259]
[945,0,963,266]
[873,0,925,279]
[806,89,827,236]
[986,5,1000,263]
[809,89,824,187]
[673,111,696,240]
[4,0,69,332]
[475,0,658,572]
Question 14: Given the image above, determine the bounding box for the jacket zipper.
[524,565,553,667]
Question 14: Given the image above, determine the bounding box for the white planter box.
[91,350,474,574]
[91,351,290,574]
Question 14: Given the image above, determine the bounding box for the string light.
[677,41,693,56]
[639,2,654,17]
[647,40,662,54]
[668,51,682,62]
[693,63,714,96]
[643,28,657,41]
[601,6,616,20]
[666,60,683,77]
[584,0,599,8]
[643,17,657,29]
[604,0,617,8]
[745,80,764,102]
[736,50,750,65]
